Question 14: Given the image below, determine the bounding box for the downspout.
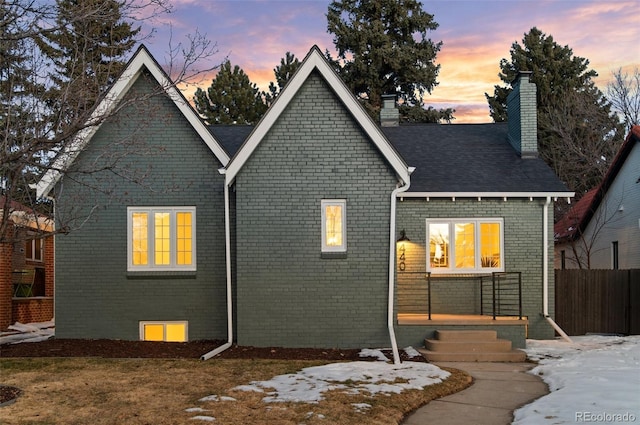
[542,196,572,343]
[201,172,234,360]
[388,171,413,365]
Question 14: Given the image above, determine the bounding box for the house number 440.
[398,244,406,271]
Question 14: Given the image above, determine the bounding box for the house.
[35,45,573,360]
[0,197,55,330]
[555,126,640,269]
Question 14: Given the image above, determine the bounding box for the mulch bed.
[0,338,425,406]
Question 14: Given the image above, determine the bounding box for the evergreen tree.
[485,27,623,201]
[265,52,300,107]
[38,0,140,127]
[194,60,267,125]
[1,2,49,215]
[326,0,446,121]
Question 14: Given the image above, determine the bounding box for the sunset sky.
[141,0,640,123]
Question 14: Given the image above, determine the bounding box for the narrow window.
[428,223,449,268]
[128,207,196,271]
[25,236,44,262]
[612,241,619,270]
[321,200,346,252]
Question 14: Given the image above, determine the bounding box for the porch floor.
[398,313,528,326]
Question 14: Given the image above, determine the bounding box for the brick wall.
[12,298,53,324]
[507,72,538,158]
[53,71,228,341]
[234,70,399,348]
[0,241,12,330]
[396,197,556,339]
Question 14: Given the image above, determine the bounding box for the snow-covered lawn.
[514,335,640,425]
[4,322,639,424]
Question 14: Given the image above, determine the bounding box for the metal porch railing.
[396,271,523,320]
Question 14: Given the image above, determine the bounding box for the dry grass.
[0,358,471,425]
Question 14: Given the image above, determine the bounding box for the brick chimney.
[380,94,399,127]
[507,71,538,158]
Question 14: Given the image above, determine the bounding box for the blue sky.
[141,0,640,122]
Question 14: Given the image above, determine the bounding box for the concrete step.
[425,339,512,353]
[418,347,527,363]
[435,330,497,341]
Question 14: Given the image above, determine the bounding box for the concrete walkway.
[403,362,549,425]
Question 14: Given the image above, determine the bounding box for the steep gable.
[36,45,229,198]
[555,126,640,242]
[224,46,410,185]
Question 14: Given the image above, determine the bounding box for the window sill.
[127,270,197,279]
[321,252,348,259]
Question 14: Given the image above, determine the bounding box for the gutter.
[542,196,572,343]
[388,169,414,365]
[201,172,234,360]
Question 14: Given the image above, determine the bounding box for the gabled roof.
[35,45,229,198]
[223,46,411,185]
[554,125,640,242]
[213,121,573,197]
[383,123,571,195]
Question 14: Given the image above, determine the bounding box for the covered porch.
[394,272,529,350]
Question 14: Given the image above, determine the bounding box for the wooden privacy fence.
[555,269,640,336]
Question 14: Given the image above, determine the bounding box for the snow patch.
[233,361,449,403]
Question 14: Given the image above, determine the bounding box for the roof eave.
[35,45,229,199]
[224,46,411,186]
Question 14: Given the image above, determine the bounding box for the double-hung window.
[427,218,503,274]
[127,207,196,271]
[321,200,346,253]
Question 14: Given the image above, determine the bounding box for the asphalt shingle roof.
[209,122,570,194]
[382,123,570,193]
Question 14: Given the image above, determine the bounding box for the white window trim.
[321,199,347,252]
[26,237,44,262]
[127,206,197,272]
[426,218,504,274]
[139,321,189,342]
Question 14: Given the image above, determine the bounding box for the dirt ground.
[0,338,424,406]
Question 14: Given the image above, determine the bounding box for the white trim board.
[36,45,229,198]
[223,46,410,186]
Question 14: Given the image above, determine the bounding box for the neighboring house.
[36,46,572,357]
[555,126,640,269]
[0,197,55,330]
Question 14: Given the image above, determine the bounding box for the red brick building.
[0,198,54,330]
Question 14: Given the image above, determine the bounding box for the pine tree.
[38,0,140,127]
[265,52,300,107]
[485,27,624,201]
[194,61,267,125]
[326,0,445,121]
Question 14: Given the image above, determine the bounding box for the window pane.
[480,222,501,268]
[166,323,186,342]
[132,213,148,265]
[325,205,343,247]
[176,212,193,265]
[455,222,475,269]
[26,240,33,259]
[429,223,449,268]
[143,324,164,341]
[34,238,43,261]
[154,212,170,265]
